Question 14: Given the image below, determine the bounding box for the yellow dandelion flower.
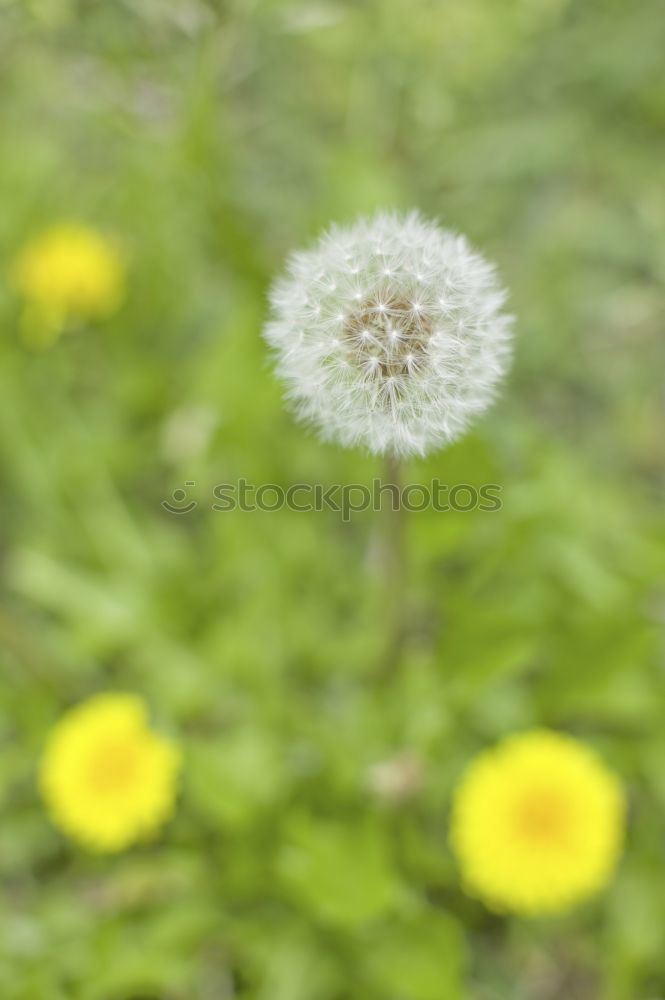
[40,693,180,852]
[13,223,125,346]
[450,730,625,915]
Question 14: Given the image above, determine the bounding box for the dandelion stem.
[379,451,407,674]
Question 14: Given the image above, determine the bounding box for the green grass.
[1,0,664,997]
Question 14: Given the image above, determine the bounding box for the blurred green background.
[1,0,664,997]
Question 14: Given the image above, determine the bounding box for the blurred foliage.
[0,0,664,997]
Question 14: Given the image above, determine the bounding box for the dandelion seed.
[264,211,513,456]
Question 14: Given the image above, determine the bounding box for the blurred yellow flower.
[40,693,180,852]
[450,730,625,915]
[13,223,125,346]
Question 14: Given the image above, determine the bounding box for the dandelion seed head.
[264,211,514,456]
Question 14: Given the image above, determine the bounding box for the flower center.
[342,294,432,389]
[88,738,140,794]
[515,787,570,844]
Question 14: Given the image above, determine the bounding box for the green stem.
[379,451,407,675]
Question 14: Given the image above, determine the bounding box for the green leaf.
[361,911,467,1000]
[277,816,399,928]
